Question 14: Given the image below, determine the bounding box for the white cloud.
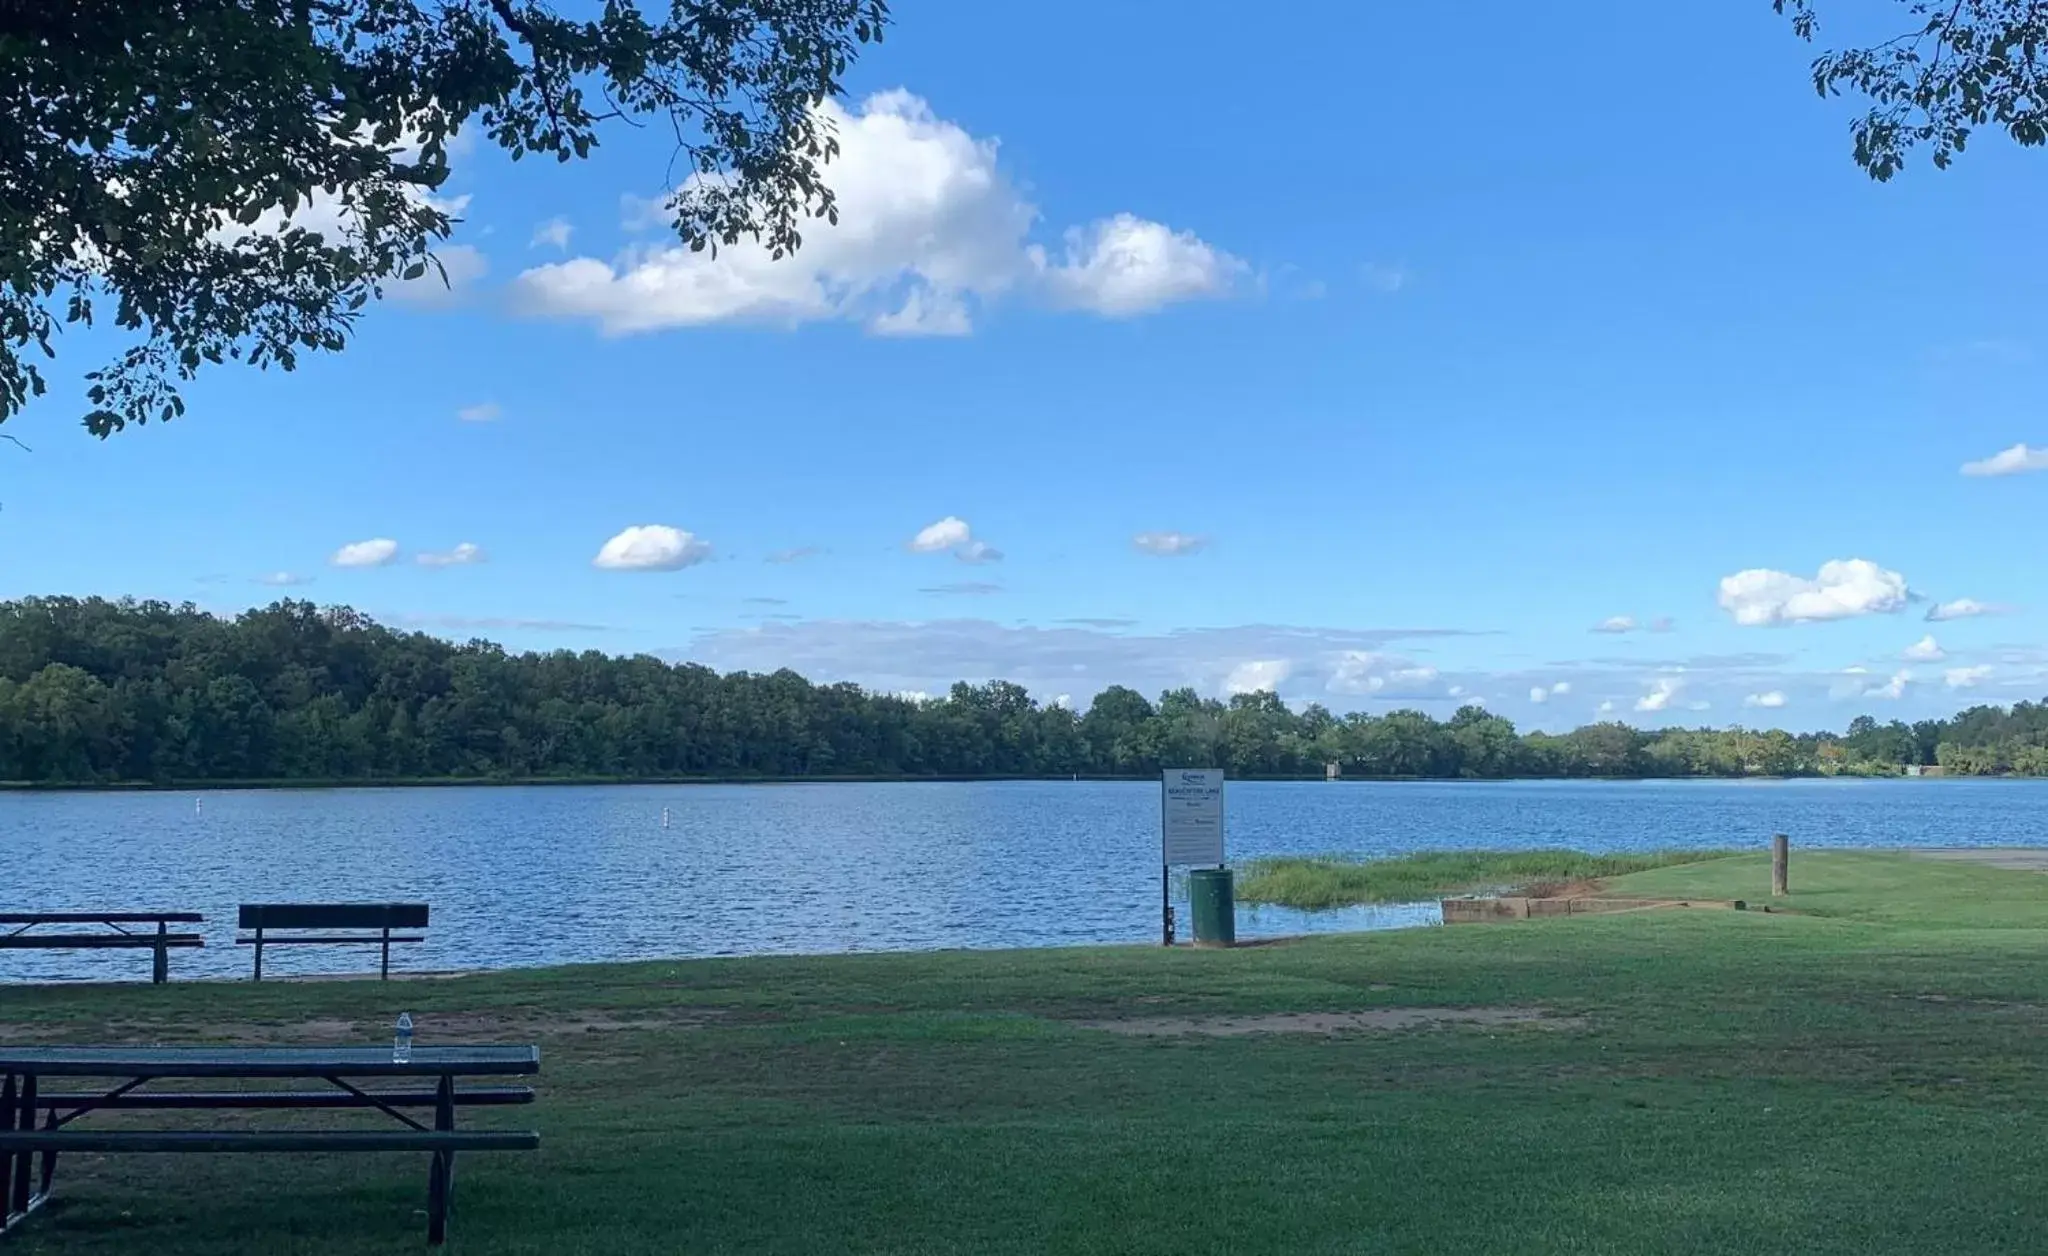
[1902,634,1946,662]
[1716,559,1909,626]
[1745,691,1787,709]
[1326,652,1384,695]
[907,517,1000,563]
[1828,666,1871,700]
[511,91,1239,336]
[1133,531,1208,557]
[531,217,573,250]
[256,571,312,587]
[1529,687,1549,704]
[1960,443,2048,477]
[417,542,486,568]
[669,620,1480,711]
[1864,669,1912,700]
[1592,615,1638,634]
[1550,681,1571,696]
[593,525,712,572]
[388,244,488,307]
[330,538,399,568]
[1926,597,2013,621]
[1635,677,1682,712]
[1945,665,1994,689]
[1529,681,1569,704]
[1226,659,1292,695]
[456,402,501,423]
[909,517,973,553]
[1361,262,1409,293]
[1326,654,1446,699]
[1036,214,1242,316]
[869,287,971,337]
[1597,700,1617,714]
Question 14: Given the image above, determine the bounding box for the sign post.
[1160,768,1225,945]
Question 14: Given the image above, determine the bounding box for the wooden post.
[1771,833,1789,897]
[151,921,168,985]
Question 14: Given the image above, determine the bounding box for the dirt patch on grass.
[0,1007,735,1045]
[1075,1006,1580,1037]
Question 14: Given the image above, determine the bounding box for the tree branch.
[484,0,534,40]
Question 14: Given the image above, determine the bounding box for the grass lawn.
[7,850,2048,1253]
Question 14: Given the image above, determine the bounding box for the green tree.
[1446,706,1520,778]
[1,0,887,434]
[5,595,2045,786]
[1780,1,2048,180]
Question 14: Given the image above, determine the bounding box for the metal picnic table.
[0,1045,540,1244]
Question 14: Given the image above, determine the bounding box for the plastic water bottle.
[393,1012,414,1064]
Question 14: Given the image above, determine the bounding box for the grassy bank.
[6,851,2048,1253]
[1234,848,1735,908]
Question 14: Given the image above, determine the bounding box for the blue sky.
[5,0,2047,730]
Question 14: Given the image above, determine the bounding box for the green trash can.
[1188,868,1236,948]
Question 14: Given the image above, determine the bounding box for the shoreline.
[0,770,1980,794]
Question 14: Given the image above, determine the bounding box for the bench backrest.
[237,903,429,930]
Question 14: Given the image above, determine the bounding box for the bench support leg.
[152,922,169,985]
[8,1074,34,1220]
[381,928,391,981]
[35,1109,55,1201]
[252,928,264,982]
[1,1073,14,1227]
[425,1075,456,1244]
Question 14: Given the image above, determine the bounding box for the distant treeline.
[1,597,2045,785]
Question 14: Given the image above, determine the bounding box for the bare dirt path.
[1906,848,2048,872]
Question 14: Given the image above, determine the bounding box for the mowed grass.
[1235,847,1734,908]
[7,850,2048,1253]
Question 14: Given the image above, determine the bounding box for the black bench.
[237,903,428,980]
[0,913,203,984]
[0,1046,540,1244]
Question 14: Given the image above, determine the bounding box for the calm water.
[5,778,2048,981]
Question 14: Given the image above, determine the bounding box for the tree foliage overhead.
[1780,0,2048,179]
[0,0,886,436]
[2,597,2042,785]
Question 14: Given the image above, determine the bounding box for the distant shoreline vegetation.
[3,596,2047,787]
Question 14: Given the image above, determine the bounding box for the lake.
[5,777,2048,981]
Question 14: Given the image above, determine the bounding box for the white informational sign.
[1160,768,1225,866]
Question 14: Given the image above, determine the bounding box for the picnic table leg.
[424,1074,457,1244]
[1,1073,15,1226]
[8,1074,34,1219]
[35,1106,55,1201]
[381,927,391,981]
[152,921,169,984]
